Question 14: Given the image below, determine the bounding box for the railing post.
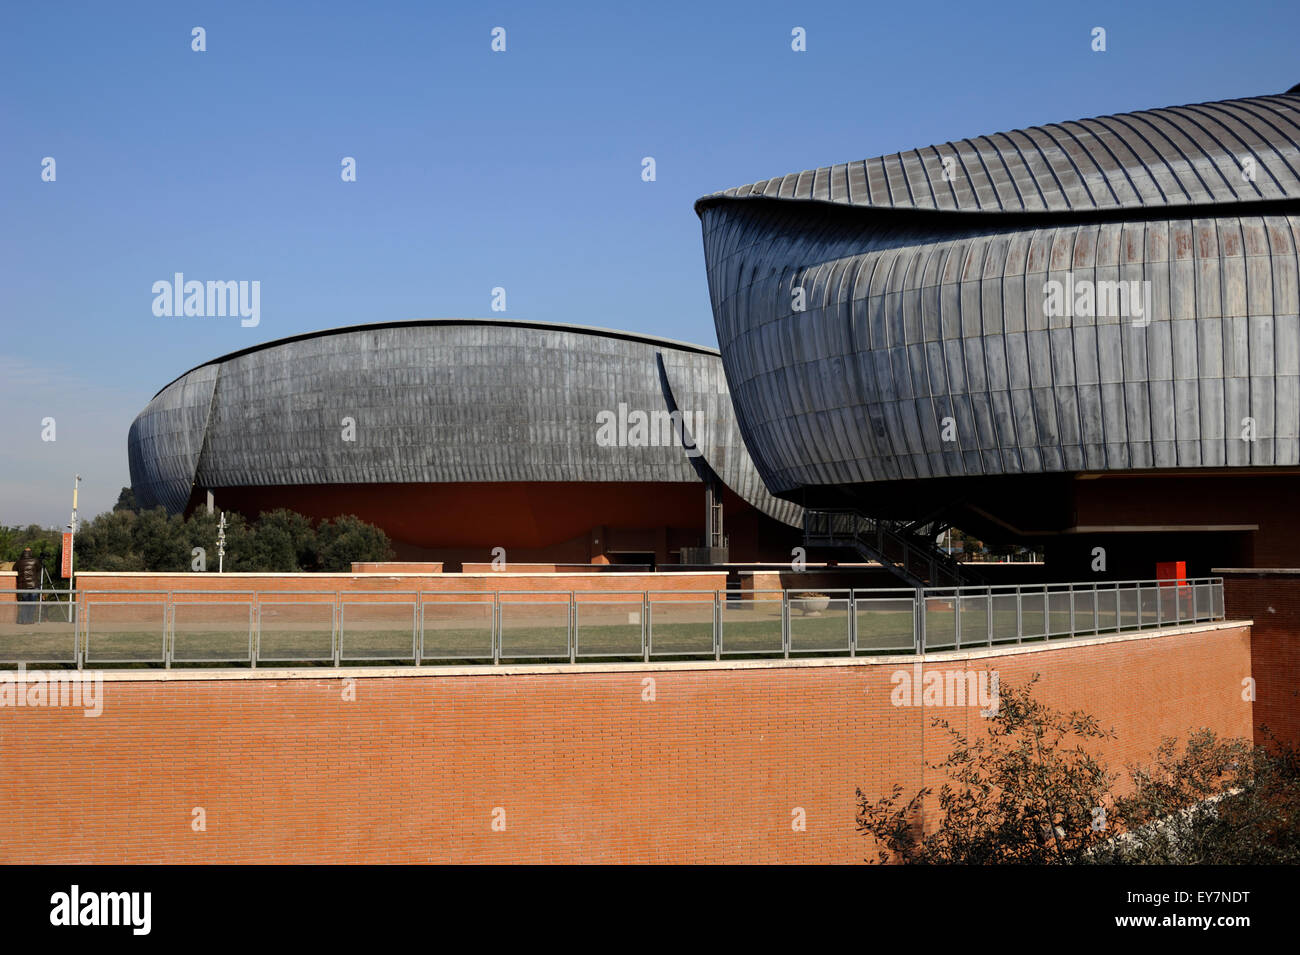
[333,592,341,667]
[782,590,790,659]
[1015,585,1023,644]
[713,590,721,661]
[954,588,961,650]
[642,591,649,663]
[164,595,172,669]
[849,591,857,657]
[986,586,993,646]
[569,591,576,664]
[1068,583,1076,638]
[250,601,258,669]
[1093,582,1099,634]
[1192,580,1198,622]
[76,592,84,670]
[413,598,421,666]
[915,588,925,654]
[493,593,500,665]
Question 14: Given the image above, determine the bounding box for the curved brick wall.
[0,622,1250,863]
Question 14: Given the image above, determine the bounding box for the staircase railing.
[803,509,980,588]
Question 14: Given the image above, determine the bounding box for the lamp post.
[217,511,226,573]
[66,474,81,625]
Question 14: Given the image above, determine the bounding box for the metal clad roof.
[698,197,1300,492]
[698,92,1300,216]
[129,321,802,527]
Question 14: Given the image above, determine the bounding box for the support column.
[705,477,724,549]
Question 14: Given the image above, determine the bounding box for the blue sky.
[2,0,1297,525]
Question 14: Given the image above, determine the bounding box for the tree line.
[1,488,393,579]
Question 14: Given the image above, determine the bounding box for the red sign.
[1155,560,1186,585]
[61,532,73,578]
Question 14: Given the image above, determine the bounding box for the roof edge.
[152,318,721,399]
[694,89,1300,217]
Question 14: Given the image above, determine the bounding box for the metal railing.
[917,578,1226,651]
[0,577,1227,669]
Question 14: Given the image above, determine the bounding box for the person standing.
[14,547,42,624]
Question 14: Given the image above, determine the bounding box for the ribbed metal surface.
[697,89,1300,498]
[128,320,801,527]
[658,350,801,525]
[126,365,219,514]
[701,93,1300,214]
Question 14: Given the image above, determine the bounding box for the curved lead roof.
[697,91,1300,215]
[128,319,802,527]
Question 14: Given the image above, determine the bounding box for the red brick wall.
[0,623,1251,863]
[1220,571,1300,747]
[351,562,443,573]
[0,572,13,625]
[76,571,726,602]
[460,563,649,573]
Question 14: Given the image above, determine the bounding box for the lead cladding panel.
[699,199,1300,496]
[703,94,1300,215]
[129,322,801,526]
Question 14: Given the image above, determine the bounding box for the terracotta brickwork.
[1220,571,1300,747]
[0,572,13,625]
[75,571,726,602]
[350,562,443,574]
[0,623,1251,863]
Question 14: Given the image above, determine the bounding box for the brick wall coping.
[5,620,1248,683]
[76,571,728,580]
[915,619,1249,661]
[1213,568,1300,576]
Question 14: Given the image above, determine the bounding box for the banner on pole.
[61,532,73,578]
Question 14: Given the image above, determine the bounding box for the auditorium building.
[127,320,803,567]
[696,85,1300,582]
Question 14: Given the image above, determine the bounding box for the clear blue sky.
[2,0,1297,526]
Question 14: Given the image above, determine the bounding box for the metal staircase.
[803,509,983,588]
